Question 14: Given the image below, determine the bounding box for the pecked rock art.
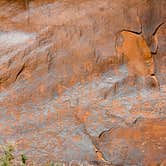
[0,0,166,165]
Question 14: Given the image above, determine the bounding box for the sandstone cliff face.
[0,0,166,165]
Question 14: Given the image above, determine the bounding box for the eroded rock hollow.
[0,0,166,165]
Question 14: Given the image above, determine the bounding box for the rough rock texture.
[0,0,166,165]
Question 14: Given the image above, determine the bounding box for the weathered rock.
[0,0,165,165]
[98,119,166,166]
[155,23,166,85]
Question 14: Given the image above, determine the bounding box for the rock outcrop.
[0,0,166,165]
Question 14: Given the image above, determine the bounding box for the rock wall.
[0,0,166,165]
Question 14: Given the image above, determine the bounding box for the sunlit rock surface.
[0,0,166,165]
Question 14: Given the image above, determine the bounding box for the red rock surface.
[0,0,166,165]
